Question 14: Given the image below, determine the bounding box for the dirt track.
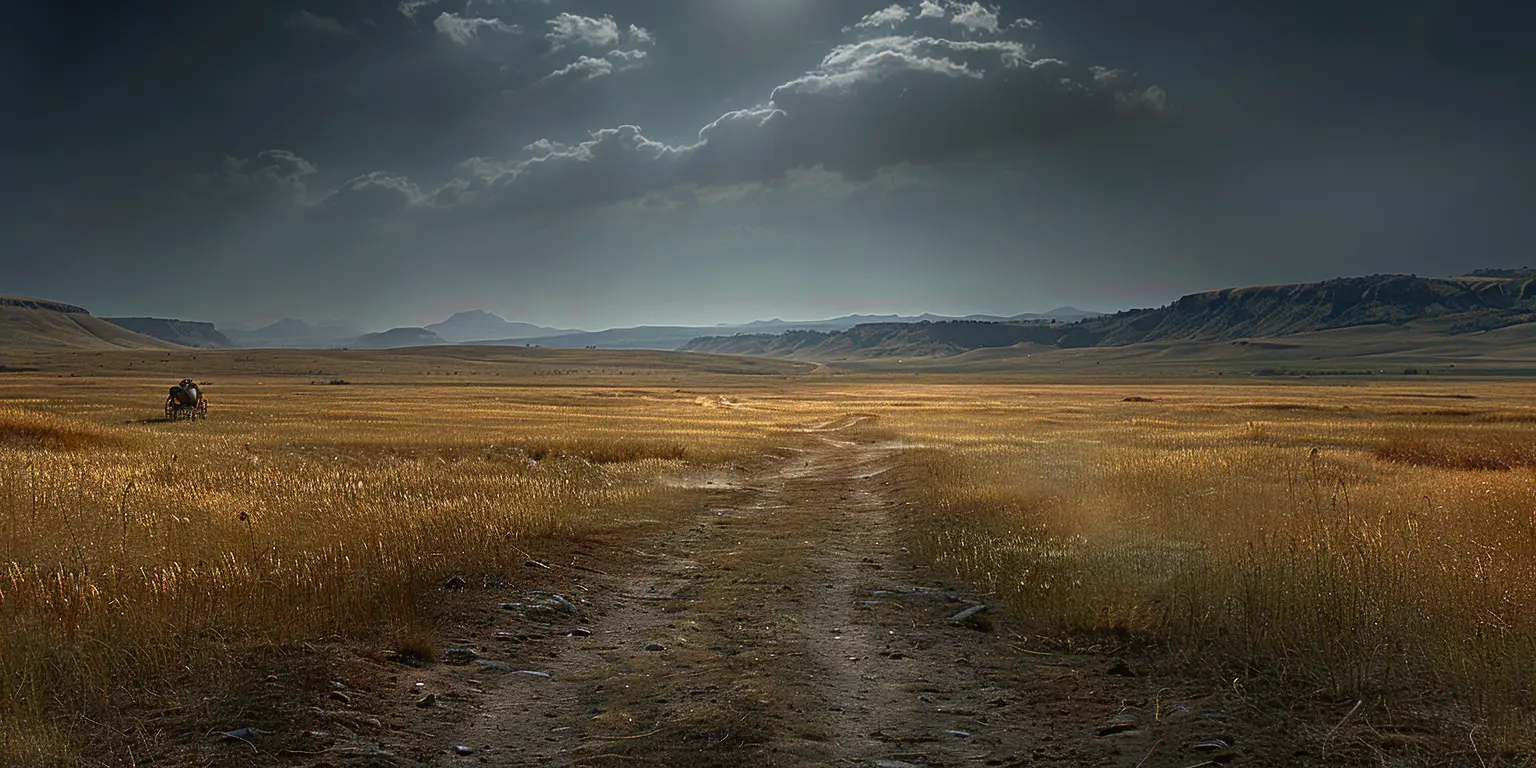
[331,421,1257,767]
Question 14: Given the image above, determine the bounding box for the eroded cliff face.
[103,318,236,349]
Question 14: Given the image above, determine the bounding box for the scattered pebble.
[644,643,666,652]
[1098,712,1141,737]
[473,660,514,673]
[416,693,440,708]
[453,745,475,756]
[442,647,481,665]
[950,604,988,623]
[567,628,592,638]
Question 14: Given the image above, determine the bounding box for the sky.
[3,0,1531,331]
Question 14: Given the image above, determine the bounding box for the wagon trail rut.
[381,418,1182,767]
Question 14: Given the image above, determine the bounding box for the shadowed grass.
[1374,425,1536,470]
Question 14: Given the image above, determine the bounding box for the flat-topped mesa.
[0,295,90,314]
[0,294,182,350]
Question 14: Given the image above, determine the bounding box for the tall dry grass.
[0,382,784,765]
[890,385,1536,752]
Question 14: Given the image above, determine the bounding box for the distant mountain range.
[469,308,1103,351]
[350,327,445,349]
[684,274,1536,360]
[425,310,572,343]
[221,318,366,349]
[92,307,1102,351]
[12,274,1536,364]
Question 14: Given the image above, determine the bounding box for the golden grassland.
[885,382,1536,755]
[3,345,1536,761]
[0,353,824,765]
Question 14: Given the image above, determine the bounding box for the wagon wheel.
[195,398,208,420]
[165,396,176,420]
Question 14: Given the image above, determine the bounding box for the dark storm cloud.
[196,150,319,204]
[472,31,1160,201]
[320,172,427,216]
[284,10,356,36]
[276,3,1162,218]
[6,0,1532,329]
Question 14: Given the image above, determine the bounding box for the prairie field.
[884,382,1536,759]
[0,351,820,764]
[1,348,1533,764]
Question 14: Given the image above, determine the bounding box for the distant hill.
[348,327,445,349]
[684,274,1536,360]
[104,317,235,349]
[476,325,734,351]
[474,308,1103,351]
[225,318,364,349]
[424,310,570,343]
[0,295,182,350]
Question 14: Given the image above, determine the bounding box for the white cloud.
[854,5,911,29]
[626,24,654,46]
[543,49,648,82]
[544,55,613,82]
[545,13,652,50]
[284,10,354,36]
[545,13,619,49]
[398,0,443,20]
[917,0,946,19]
[434,12,519,45]
[947,2,1001,34]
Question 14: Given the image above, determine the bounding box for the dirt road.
[335,421,1249,767]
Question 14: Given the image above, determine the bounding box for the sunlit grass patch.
[0,408,122,451]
